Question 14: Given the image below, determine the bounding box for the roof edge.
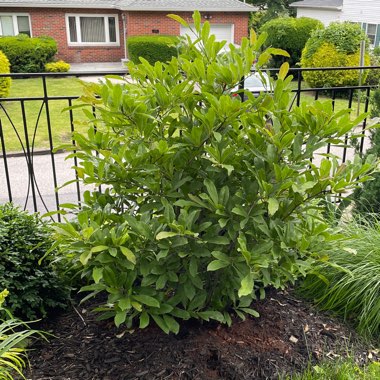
[289,4,342,11]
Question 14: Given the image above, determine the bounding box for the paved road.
[0,152,94,218]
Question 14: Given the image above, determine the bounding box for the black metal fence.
[0,66,379,219]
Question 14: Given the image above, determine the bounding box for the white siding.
[341,0,380,24]
[297,8,341,25]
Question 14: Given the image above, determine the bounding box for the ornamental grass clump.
[299,217,380,342]
[53,12,378,334]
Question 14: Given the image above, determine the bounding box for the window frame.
[0,13,32,37]
[65,13,120,46]
[365,23,378,47]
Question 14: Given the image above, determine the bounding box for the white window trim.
[65,13,120,46]
[0,13,32,37]
[365,23,378,47]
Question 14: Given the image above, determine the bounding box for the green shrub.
[298,217,380,342]
[54,12,377,334]
[127,35,179,65]
[0,50,11,98]
[260,17,324,67]
[301,22,370,88]
[0,204,69,320]
[45,60,70,73]
[0,34,57,73]
[365,53,380,86]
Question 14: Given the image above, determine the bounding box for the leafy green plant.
[0,204,70,320]
[0,289,47,380]
[260,16,324,68]
[54,12,377,334]
[127,35,179,65]
[288,359,380,380]
[45,60,70,73]
[0,50,11,98]
[301,22,370,88]
[298,217,380,342]
[0,34,57,73]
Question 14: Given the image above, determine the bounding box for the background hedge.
[260,17,324,68]
[0,50,11,97]
[301,22,370,88]
[0,34,57,73]
[127,35,179,65]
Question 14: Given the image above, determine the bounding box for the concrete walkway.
[69,61,128,73]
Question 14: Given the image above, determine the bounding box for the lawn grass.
[0,77,89,152]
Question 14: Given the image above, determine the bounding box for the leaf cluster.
[55,12,378,334]
[0,204,70,320]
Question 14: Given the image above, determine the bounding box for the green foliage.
[127,35,179,65]
[365,53,380,86]
[45,60,70,73]
[0,204,69,320]
[0,50,11,98]
[0,289,47,380]
[54,12,378,334]
[298,217,380,342]
[260,17,324,67]
[353,126,380,214]
[0,34,57,73]
[289,359,380,380]
[301,22,370,88]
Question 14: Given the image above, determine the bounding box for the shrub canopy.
[54,12,378,334]
[0,50,11,98]
[0,34,57,73]
[127,35,179,65]
[260,16,323,67]
[301,22,370,88]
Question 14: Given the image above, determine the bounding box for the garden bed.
[25,288,377,380]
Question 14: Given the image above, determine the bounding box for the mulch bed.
[25,288,378,380]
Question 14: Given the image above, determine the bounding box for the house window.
[365,23,378,46]
[0,14,31,36]
[66,14,119,45]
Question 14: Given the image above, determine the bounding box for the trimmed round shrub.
[0,34,57,73]
[0,50,11,98]
[301,22,370,88]
[45,60,71,73]
[260,16,324,68]
[0,203,70,319]
[127,35,179,65]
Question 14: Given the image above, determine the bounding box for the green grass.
[288,360,380,380]
[0,77,88,152]
[298,216,380,342]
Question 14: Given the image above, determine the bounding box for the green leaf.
[268,198,279,216]
[120,246,136,264]
[114,310,127,327]
[241,307,260,318]
[133,294,160,308]
[151,314,169,334]
[167,14,189,27]
[238,273,254,297]
[90,245,108,253]
[118,297,131,311]
[207,260,229,271]
[278,62,289,80]
[156,231,179,240]
[163,315,180,334]
[139,311,150,329]
[198,310,224,322]
[204,179,219,205]
[92,267,103,283]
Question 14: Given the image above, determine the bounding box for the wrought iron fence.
[0,66,379,219]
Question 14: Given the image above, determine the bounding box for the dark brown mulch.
[25,288,378,380]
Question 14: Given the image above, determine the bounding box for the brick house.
[0,0,256,63]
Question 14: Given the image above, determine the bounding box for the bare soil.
[25,288,378,380]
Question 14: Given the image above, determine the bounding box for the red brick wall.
[126,11,249,44]
[1,8,249,63]
[2,7,125,63]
